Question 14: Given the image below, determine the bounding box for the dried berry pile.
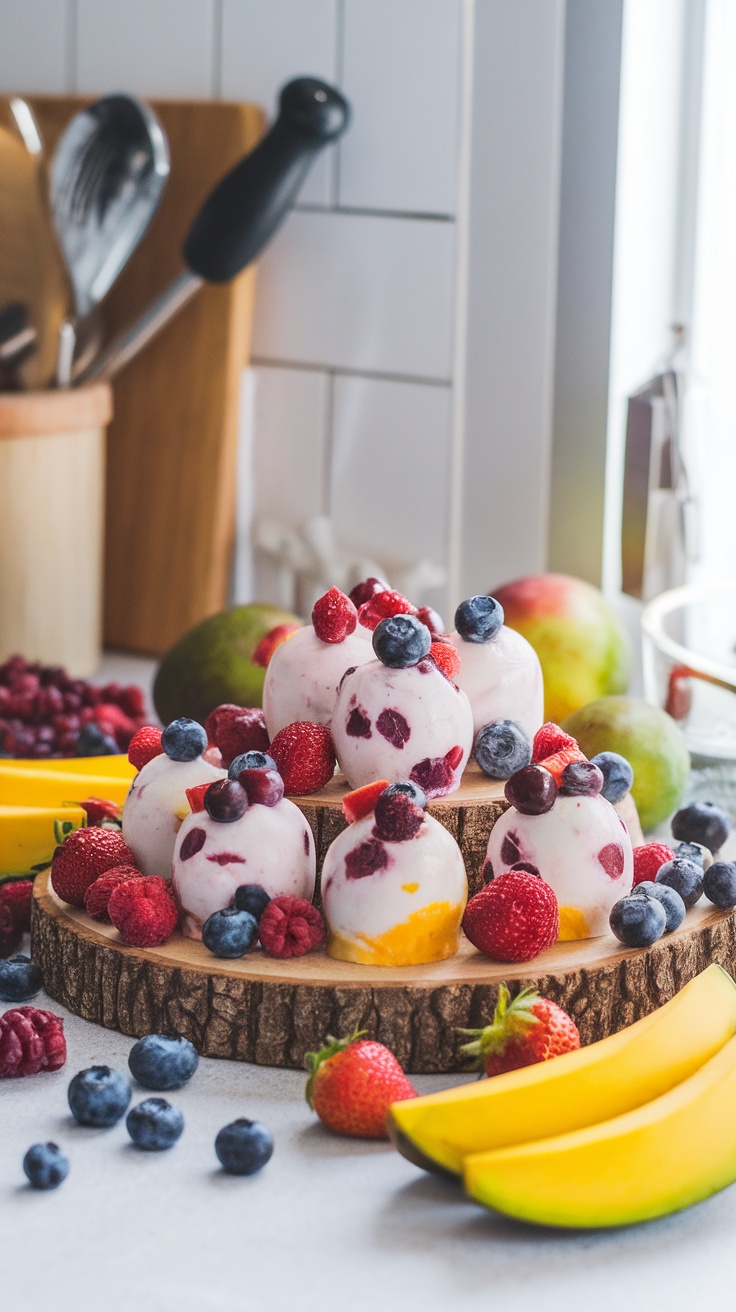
[0,654,147,758]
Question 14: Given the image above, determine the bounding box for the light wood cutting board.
[29,96,265,656]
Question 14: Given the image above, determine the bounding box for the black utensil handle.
[183,77,350,283]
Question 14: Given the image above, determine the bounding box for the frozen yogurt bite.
[322,781,467,966]
[122,718,225,878]
[172,758,316,939]
[332,615,474,798]
[449,595,543,739]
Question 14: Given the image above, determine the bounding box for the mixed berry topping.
[237,767,284,808]
[342,779,390,823]
[372,614,431,668]
[416,605,445,638]
[531,722,577,763]
[504,764,558,816]
[474,719,531,779]
[161,717,207,763]
[358,589,417,632]
[128,725,163,771]
[589,751,634,804]
[454,595,504,644]
[559,760,604,797]
[349,576,387,608]
[312,586,358,643]
[205,778,248,823]
[373,790,425,843]
[428,640,461,681]
[228,750,277,778]
[382,780,427,808]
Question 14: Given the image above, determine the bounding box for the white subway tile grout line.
[250,358,453,389]
[294,202,455,222]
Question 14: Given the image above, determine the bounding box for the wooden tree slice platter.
[32,868,734,1074]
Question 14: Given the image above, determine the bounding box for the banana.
[390,964,736,1175]
[463,1033,736,1227]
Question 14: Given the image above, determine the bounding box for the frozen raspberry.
[258,896,325,958]
[108,876,178,948]
[311,587,358,644]
[128,725,163,770]
[252,623,302,669]
[50,827,135,908]
[531,722,578,764]
[633,842,676,887]
[0,903,21,958]
[375,707,411,748]
[349,577,387,608]
[357,590,417,632]
[373,791,424,843]
[79,797,123,827]
[209,707,270,768]
[538,744,587,783]
[270,722,336,795]
[342,780,389,824]
[84,865,140,922]
[0,1006,67,1077]
[429,642,460,681]
[463,871,559,962]
[416,606,446,638]
[238,768,284,808]
[410,752,457,799]
[345,837,389,879]
[0,879,34,936]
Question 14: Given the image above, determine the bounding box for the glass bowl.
[641,582,736,763]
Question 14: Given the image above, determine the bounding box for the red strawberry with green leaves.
[460,983,580,1077]
[305,1030,416,1138]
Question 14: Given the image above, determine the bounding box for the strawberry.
[186,782,211,814]
[208,706,269,767]
[416,605,445,638]
[664,664,693,720]
[460,983,580,1076]
[252,623,301,669]
[50,827,134,908]
[270,721,336,795]
[79,797,123,827]
[84,865,140,922]
[128,725,163,770]
[357,590,417,632]
[429,641,460,681]
[305,1030,416,1138]
[633,841,676,887]
[311,587,358,643]
[342,779,389,823]
[108,876,178,947]
[531,722,578,764]
[0,879,34,936]
[538,743,587,783]
[462,870,559,962]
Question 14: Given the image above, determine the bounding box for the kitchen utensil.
[77,77,349,383]
[0,302,37,389]
[50,94,170,321]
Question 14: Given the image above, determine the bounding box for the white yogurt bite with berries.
[172,768,316,939]
[322,783,467,966]
[122,718,225,878]
[449,595,544,739]
[332,615,474,799]
[485,782,634,940]
[263,587,374,738]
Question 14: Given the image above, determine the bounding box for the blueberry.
[128,1034,199,1091]
[381,780,427,809]
[609,895,667,946]
[703,861,736,909]
[228,751,277,780]
[215,1118,273,1175]
[671,801,731,854]
[631,881,686,932]
[504,765,558,815]
[161,718,207,762]
[559,761,604,797]
[454,595,504,644]
[23,1142,69,1190]
[233,884,272,920]
[372,615,431,668]
[474,719,531,780]
[672,841,711,871]
[655,857,704,909]
[68,1065,132,1127]
[202,907,259,958]
[126,1097,184,1151]
[205,778,248,822]
[589,752,634,804]
[75,722,118,756]
[0,954,42,1002]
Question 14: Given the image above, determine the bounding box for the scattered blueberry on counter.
[23,1142,69,1190]
[215,1118,274,1176]
[68,1066,132,1127]
[126,1098,184,1151]
[202,907,259,958]
[610,895,667,947]
[703,861,736,910]
[671,801,731,855]
[0,954,43,1003]
[128,1034,199,1091]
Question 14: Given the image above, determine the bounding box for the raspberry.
[128,725,163,770]
[342,780,389,824]
[633,842,676,887]
[108,876,178,948]
[349,577,387,608]
[50,827,135,908]
[373,791,425,843]
[416,606,446,638]
[209,707,270,768]
[0,879,33,936]
[259,896,325,958]
[462,871,559,962]
[0,1006,67,1077]
[84,865,140,922]
[410,746,464,799]
[531,723,578,764]
[93,702,137,749]
[357,590,417,632]
[0,903,21,958]
[429,642,460,681]
[538,744,587,783]
[252,623,301,669]
[270,722,336,795]
[312,587,358,644]
[79,797,123,827]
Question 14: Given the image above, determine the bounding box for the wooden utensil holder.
[0,384,112,675]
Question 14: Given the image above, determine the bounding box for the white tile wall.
[76,0,216,98]
[252,209,456,380]
[250,364,330,526]
[0,0,69,92]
